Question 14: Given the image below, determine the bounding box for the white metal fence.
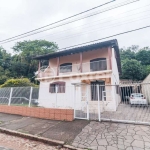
[0,87,39,107]
[0,83,150,124]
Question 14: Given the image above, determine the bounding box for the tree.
[121,59,146,80]
[12,40,58,81]
[136,48,150,65]
[145,65,150,75]
[120,46,136,61]
[13,40,58,57]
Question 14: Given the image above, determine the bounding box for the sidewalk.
[0,113,89,145]
[72,121,150,150]
[1,112,150,150]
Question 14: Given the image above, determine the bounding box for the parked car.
[32,99,39,105]
[130,93,148,106]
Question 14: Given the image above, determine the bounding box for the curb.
[0,127,82,150]
[0,127,64,146]
[101,118,150,126]
[64,145,84,150]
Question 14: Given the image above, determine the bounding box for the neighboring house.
[142,74,150,103]
[34,39,121,112]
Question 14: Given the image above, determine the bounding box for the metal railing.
[38,59,109,78]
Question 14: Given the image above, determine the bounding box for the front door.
[91,81,105,101]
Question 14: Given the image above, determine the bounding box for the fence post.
[97,85,101,122]
[73,86,76,119]
[8,87,13,106]
[87,86,89,120]
[55,85,58,108]
[28,87,33,107]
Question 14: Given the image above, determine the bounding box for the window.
[90,58,107,71]
[60,63,72,73]
[49,82,65,93]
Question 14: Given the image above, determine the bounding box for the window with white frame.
[49,82,66,93]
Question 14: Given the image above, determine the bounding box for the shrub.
[0,78,37,88]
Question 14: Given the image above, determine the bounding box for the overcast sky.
[0,0,150,53]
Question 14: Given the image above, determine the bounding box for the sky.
[0,0,150,53]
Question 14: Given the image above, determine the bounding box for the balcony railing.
[37,59,109,78]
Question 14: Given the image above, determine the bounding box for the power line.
[0,0,139,44]
[37,10,150,41]
[0,0,115,43]
[37,4,150,40]
[58,25,150,51]
[23,24,150,59]
[46,15,150,42]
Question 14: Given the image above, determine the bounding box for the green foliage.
[120,45,150,80]
[13,40,58,56]
[121,59,145,80]
[1,78,37,88]
[136,48,150,65]
[0,40,58,85]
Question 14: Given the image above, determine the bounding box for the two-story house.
[34,39,121,113]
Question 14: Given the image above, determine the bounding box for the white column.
[97,85,101,122]
[8,88,13,106]
[73,86,76,119]
[87,86,89,120]
[28,87,33,107]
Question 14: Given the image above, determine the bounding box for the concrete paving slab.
[1,117,40,130]
[0,113,23,123]
[20,120,60,135]
[0,113,89,144]
[42,120,89,144]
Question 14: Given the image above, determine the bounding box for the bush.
[0,78,37,88]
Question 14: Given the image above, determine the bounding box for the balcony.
[37,59,110,78]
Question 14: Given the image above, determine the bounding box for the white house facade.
[34,39,121,113]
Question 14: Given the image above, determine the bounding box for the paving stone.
[136,131,147,136]
[117,144,125,149]
[140,126,150,131]
[87,146,97,150]
[124,141,130,147]
[111,144,117,148]
[107,146,118,150]
[98,146,106,150]
[133,135,143,140]
[145,141,150,148]
[134,127,141,131]
[132,147,144,150]
[142,135,150,142]
[131,140,144,149]
[91,140,98,146]
[124,139,134,144]
[126,147,133,150]
[128,129,135,134]
[97,139,108,146]
[124,135,134,140]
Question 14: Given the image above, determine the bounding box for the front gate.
[74,84,89,120]
[101,82,150,125]
[74,84,102,121]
